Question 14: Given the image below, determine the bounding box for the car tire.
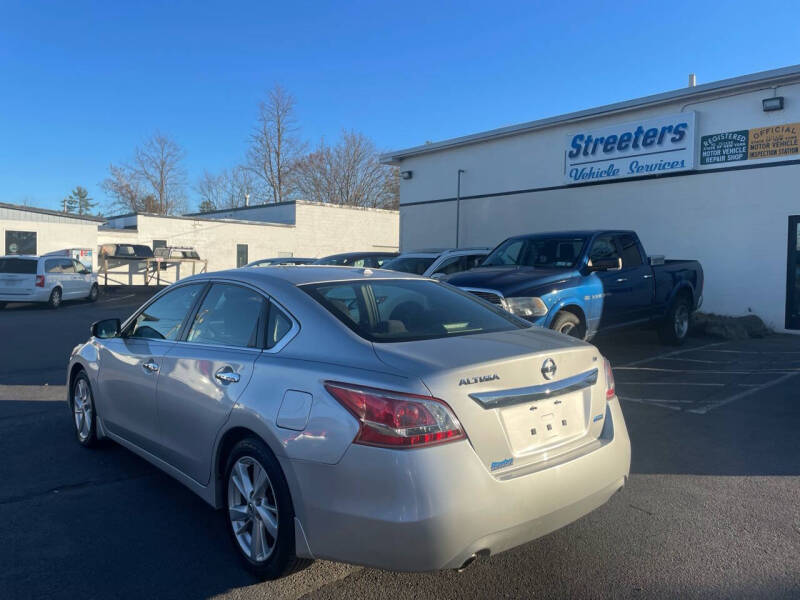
[658,294,692,345]
[71,371,99,448]
[224,437,310,580]
[48,287,62,309]
[550,310,584,339]
[88,283,99,302]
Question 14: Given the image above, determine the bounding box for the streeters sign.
[564,112,696,184]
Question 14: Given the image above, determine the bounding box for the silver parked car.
[0,254,98,308]
[67,267,630,579]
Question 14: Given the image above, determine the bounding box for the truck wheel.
[551,311,584,339]
[48,288,62,309]
[659,295,691,345]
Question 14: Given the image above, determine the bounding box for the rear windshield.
[382,256,436,275]
[483,236,588,268]
[302,279,528,342]
[0,258,37,274]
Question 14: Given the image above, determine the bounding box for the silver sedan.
[67,267,631,579]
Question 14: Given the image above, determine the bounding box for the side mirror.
[91,318,121,339]
[80,267,91,274]
[587,257,622,272]
[430,272,447,280]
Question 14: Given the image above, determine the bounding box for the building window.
[236,244,249,268]
[152,239,167,252]
[5,231,37,255]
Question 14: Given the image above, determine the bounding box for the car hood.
[444,266,578,296]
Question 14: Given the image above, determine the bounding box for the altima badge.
[459,374,500,386]
[541,358,557,380]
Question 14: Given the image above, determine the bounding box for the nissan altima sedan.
[67,267,630,579]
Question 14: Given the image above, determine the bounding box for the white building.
[100,200,399,278]
[0,202,103,265]
[1,200,398,281]
[382,65,800,333]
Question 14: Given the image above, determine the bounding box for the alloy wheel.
[674,304,689,339]
[73,378,92,441]
[227,456,279,563]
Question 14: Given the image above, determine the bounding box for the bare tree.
[246,84,305,203]
[195,165,257,211]
[295,130,399,209]
[102,133,187,215]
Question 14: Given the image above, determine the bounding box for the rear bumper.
[0,289,50,303]
[285,397,631,571]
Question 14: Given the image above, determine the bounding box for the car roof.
[506,230,636,239]
[0,255,39,260]
[187,265,423,288]
[319,251,398,259]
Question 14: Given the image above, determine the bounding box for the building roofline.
[380,64,800,164]
[102,211,296,228]
[0,202,106,223]
[183,200,297,217]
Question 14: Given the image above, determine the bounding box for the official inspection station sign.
[564,112,696,184]
[748,124,799,159]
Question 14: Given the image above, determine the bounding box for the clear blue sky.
[1,0,797,212]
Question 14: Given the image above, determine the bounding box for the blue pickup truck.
[445,230,703,344]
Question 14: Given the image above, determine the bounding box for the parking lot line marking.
[618,381,727,386]
[620,342,727,367]
[687,371,800,415]
[702,348,800,354]
[617,396,682,411]
[614,367,800,375]
[655,357,736,364]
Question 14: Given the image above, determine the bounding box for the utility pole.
[456,169,465,248]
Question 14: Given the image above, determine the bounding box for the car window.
[483,237,586,268]
[303,279,528,343]
[466,254,486,269]
[432,256,463,275]
[351,258,367,267]
[59,258,75,273]
[315,284,363,325]
[128,284,204,340]
[266,303,294,349]
[589,235,620,262]
[0,258,37,274]
[45,259,62,273]
[617,234,643,267]
[187,284,266,348]
[382,256,436,275]
[374,256,394,267]
[72,260,87,273]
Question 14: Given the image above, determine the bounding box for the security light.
[400,170,413,180]
[762,96,784,112]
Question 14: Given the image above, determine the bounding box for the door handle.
[642,274,653,279]
[215,368,240,384]
[142,360,160,373]
[616,277,628,283]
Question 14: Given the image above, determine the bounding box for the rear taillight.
[324,382,466,449]
[604,358,615,400]
[35,275,45,288]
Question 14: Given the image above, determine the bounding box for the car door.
[588,234,626,328]
[155,282,267,484]
[71,259,91,297]
[97,283,205,453]
[614,234,655,323]
[58,258,80,297]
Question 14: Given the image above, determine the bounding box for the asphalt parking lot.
[0,291,798,599]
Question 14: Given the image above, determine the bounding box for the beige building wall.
[293,202,399,257]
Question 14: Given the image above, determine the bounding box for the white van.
[0,255,99,308]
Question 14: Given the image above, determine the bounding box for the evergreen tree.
[67,186,95,215]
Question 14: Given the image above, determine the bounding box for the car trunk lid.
[372,328,608,474]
